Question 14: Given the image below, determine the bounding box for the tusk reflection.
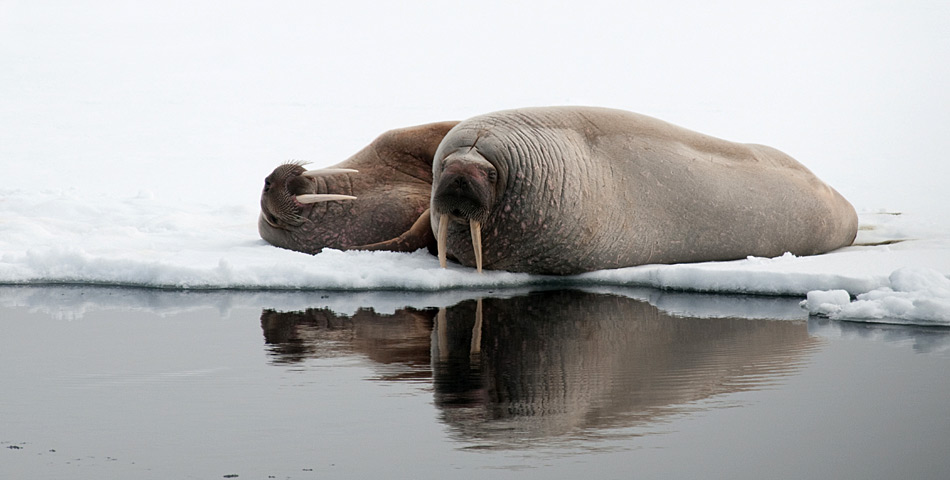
[437,307,449,362]
[470,298,482,356]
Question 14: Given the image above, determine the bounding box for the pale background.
[2,0,948,217]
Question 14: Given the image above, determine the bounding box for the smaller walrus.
[258,121,458,254]
[431,107,858,274]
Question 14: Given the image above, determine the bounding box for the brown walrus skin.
[430,106,858,274]
[260,107,857,276]
[258,121,457,255]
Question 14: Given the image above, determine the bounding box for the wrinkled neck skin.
[431,111,611,274]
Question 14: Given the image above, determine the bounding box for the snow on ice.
[1,189,949,326]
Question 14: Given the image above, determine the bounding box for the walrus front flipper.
[350,209,436,254]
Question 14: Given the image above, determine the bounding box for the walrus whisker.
[301,168,359,177]
[438,215,449,268]
[470,219,483,273]
[295,194,357,204]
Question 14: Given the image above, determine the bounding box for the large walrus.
[259,121,458,254]
[432,106,858,274]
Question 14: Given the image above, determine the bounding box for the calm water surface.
[2,287,949,479]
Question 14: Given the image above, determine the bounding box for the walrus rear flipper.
[350,209,436,254]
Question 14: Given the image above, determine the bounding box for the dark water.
[2,287,949,479]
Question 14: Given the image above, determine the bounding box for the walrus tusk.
[296,194,357,204]
[470,219,482,273]
[438,215,449,268]
[436,215,483,273]
[301,168,359,177]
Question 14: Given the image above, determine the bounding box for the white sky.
[2,1,948,216]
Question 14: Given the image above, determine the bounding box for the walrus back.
[577,107,859,265]
[434,106,858,274]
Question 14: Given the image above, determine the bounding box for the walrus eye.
[487,170,497,183]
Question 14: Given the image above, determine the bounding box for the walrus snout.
[433,155,497,274]
[261,164,359,221]
[433,174,488,273]
[433,180,489,224]
[432,157,496,224]
[260,163,309,230]
[259,162,360,250]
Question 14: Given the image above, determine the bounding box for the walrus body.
[431,107,858,275]
[258,121,457,254]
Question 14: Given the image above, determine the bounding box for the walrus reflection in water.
[260,306,434,381]
[261,291,818,443]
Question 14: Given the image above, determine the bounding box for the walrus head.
[258,162,359,253]
[258,121,460,256]
[431,150,499,273]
